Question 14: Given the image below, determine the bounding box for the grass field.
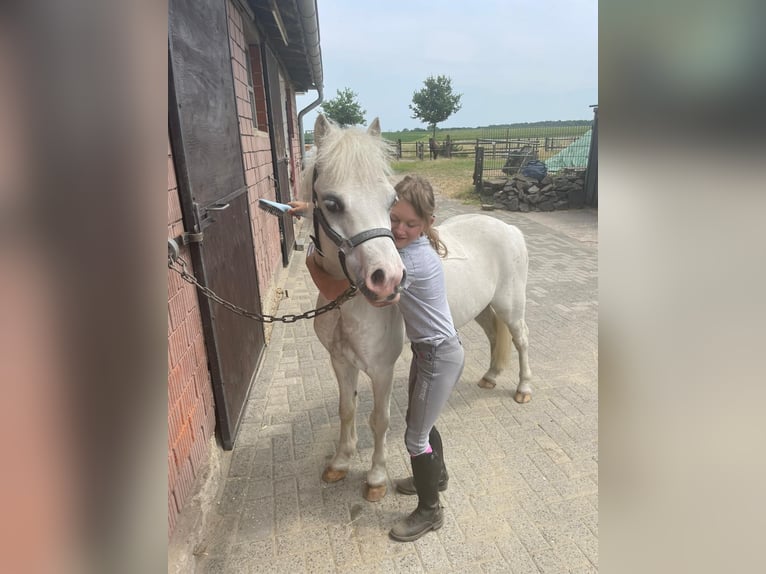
[391,157,479,205]
[382,124,591,143]
[304,122,593,205]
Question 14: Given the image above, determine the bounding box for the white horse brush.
[258,198,292,216]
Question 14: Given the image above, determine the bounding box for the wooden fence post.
[473,147,484,191]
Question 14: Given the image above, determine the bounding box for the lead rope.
[167,254,357,323]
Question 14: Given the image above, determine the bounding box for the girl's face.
[390,199,427,250]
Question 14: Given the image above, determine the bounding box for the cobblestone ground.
[195,196,598,574]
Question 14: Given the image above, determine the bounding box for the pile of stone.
[481,168,586,212]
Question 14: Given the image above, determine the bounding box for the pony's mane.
[311,125,393,189]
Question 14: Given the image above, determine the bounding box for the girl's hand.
[369,293,400,307]
[287,201,309,218]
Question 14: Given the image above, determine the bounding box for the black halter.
[310,166,396,285]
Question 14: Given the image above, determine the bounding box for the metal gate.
[263,44,296,266]
[584,106,598,207]
[169,0,265,449]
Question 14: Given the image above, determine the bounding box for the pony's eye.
[324,199,341,214]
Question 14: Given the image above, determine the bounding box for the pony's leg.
[323,356,360,483]
[508,318,533,403]
[474,306,512,389]
[364,365,395,502]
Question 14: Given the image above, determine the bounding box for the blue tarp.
[545,130,591,172]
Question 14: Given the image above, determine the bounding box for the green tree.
[320,87,366,127]
[409,75,462,139]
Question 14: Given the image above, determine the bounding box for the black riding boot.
[395,427,449,495]
[389,451,444,542]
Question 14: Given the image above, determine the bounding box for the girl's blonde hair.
[394,175,448,257]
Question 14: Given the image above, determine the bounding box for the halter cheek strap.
[310,166,396,285]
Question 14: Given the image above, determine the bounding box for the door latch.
[168,232,203,263]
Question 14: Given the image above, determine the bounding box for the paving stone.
[185,202,598,574]
[393,551,425,573]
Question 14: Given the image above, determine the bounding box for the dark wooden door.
[169,0,265,449]
[262,44,295,266]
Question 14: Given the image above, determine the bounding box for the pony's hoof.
[322,467,347,483]
[478,378,496,389]
[364,483,386,502]
[514,390,531,404]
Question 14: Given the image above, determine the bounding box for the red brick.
[174,456,194,510]
[173,421,192,467]
[168,292,186,331]
[194,359,210,390]
[167,319,190,367]
[167,264,184,299]
[168,404,181,449]
[168,269,184,301]
[182,318,199,365]
[189,429,208,477]
[168,362,183,405]
[189,330,203,368]
[168,189,182,224]
[181,282,200,319]
[178,345,195,387]
[178,355,194,394]
[167,328,182,368]
[179,381,196,422]
[190,398,206,431]
[181,455,194,494]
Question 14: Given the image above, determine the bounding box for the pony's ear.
[314,114,330,147]
[367,117,381,137]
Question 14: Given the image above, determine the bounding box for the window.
[244,47,258,130]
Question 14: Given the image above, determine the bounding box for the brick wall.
[227,2,284,311]
[166,1,308,540]
[167,138,216,538]
[287,92,305,195]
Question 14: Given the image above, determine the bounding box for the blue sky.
[296,0,598,132]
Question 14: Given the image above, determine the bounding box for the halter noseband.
[310,166,396,286]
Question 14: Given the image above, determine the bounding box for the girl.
[291,175,464,542]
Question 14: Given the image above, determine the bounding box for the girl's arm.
[305,244,351,300]
[369,293,400,307]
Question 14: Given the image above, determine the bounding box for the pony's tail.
[492,309,513,372]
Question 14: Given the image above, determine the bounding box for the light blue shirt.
[397,236,457,344]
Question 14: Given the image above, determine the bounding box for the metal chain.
[168,255,356,323]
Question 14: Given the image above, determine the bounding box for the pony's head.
[304,114,405,302]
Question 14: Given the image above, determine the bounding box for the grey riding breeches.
[404,334,465,455]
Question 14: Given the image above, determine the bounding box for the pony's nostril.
[371,269,385,285]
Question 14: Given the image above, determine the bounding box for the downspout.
[296,0,323,162]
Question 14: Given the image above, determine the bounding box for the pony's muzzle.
[359,269,405,303]
[389,276,405,299]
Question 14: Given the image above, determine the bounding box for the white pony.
[305,115,532,501]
